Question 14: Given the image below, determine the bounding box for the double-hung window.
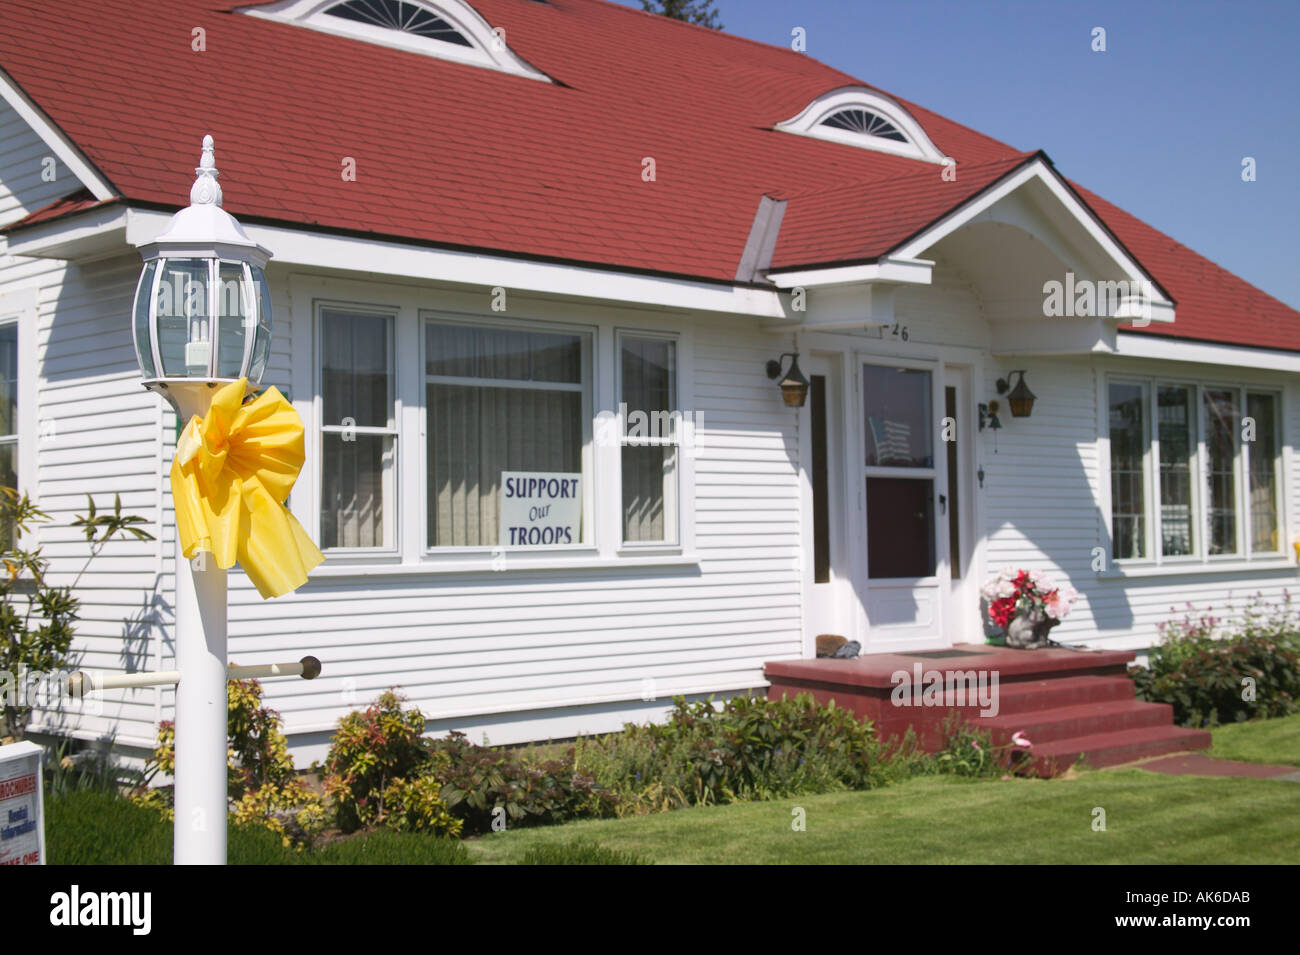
[619,333,679,546]
[1107,377,1282,563]
[318,306,397,550]
[424,318,592,549]
[0,320,16,548]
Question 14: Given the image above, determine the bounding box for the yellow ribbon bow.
[171,378,324,599]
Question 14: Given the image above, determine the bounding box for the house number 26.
[889,323,910,341]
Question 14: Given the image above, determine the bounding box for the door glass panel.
[867,477,934,578]
[863,366,932,467]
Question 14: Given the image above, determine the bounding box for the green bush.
[1132,595,1300,726]
[323,690,460,836]
[132,679,326,848]
[928,713,1026,777]
[574,693,882,813]
[520,840,648,866]
[429,731,617,835]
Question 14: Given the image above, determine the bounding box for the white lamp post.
[132,135,273,865]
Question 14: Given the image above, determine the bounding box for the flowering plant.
[980,568,1078,629]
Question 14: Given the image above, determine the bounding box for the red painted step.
[1029,724,1212,776]
[980,699,1173,745]
[988,674,1137,714]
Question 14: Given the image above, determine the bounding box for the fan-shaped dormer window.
[243,0,550,81]
[324,0,471,47]
[777,88,948,163]
[820,108,908,143]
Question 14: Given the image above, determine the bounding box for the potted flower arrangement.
[980,568,1079,649]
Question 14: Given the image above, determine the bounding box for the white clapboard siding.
[978,353,1300,650]
[136,299,806,759]
[25,251,166,752]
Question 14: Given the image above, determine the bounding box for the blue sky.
[617,0,1300,308]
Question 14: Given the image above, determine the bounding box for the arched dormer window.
[776,88,948,163]
[324,1,472,46]
[243,0,551,81]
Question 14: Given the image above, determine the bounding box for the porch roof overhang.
[761,156,1177,351]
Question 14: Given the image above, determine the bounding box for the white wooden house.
[1,0,1297,761]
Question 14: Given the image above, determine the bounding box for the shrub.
[44,736,142,798]
[1133,594,1300,726]
[430,731,616,835]
[132,678,325,848]
[520,840,648,866]
[322,689,461,836]
[928,713,1026,777]
[1,490,152,741]
[574,693,881,813]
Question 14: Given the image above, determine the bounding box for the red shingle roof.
[1072,183,1300,352]
[0,0,1295,350]
[770,153,1036,270]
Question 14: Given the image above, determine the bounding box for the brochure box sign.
[0,740,45,866]
[500,472,582,547]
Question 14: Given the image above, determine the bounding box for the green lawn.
[1209,713,1300,767]
[465,771,1300,864]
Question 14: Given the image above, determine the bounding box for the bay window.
[1107,377,1283,564]
[424,318,591,549]
[318,306,396,550]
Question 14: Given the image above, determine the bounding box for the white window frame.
[1104,373,1287,570]
[244,0,551,82]
[775,87,950,164]
[314,301,399,557]
[616,328,681,550]
[1242,388,1284,556]
[420,311,596,556]
[0,317,18,489]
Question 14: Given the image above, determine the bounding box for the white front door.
[858,357,950,651]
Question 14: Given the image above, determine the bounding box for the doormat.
[907,649,984,658]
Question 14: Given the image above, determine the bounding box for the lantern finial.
[190,134,222,208]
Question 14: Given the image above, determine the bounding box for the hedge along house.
[1,0,1298,763]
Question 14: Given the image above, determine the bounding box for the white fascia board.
[4,203,128,259]
[893,159,1174,310]
[0,69,116,201]
[766,256,934,289]
[122,208,788,319]
[1116,330,1300,373]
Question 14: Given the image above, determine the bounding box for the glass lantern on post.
[131,135,275,866]
[132,135,272,418]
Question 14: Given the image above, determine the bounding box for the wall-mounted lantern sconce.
[978,399,1002,433]
[997,370,1037,418]
[766,352,810,408]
